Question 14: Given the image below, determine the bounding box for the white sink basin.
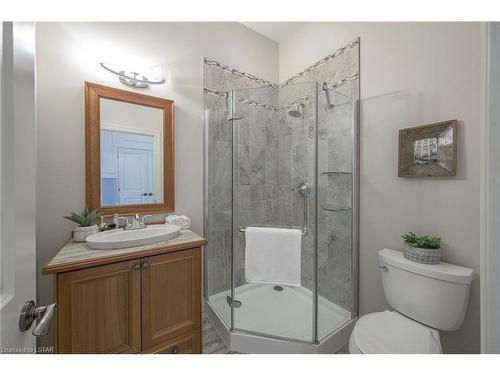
[86,224,181,250]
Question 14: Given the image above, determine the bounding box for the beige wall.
[35,22,278,344]
[484,22,500,353]
[279,22,484,353]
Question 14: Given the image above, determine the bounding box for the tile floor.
[202,314,234,354]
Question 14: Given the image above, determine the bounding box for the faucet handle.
[140,214,152,224]
[117,216,129,228]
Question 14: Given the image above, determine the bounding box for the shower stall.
[203,47,359,353]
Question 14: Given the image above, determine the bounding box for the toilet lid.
[352,311,442,354]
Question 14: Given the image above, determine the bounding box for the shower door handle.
[302,189,309,235]
[292,182,310,235]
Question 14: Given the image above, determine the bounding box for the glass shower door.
[231,82,319,342]
[317,88,357,341]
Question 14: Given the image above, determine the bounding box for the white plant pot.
[73,225,99,242]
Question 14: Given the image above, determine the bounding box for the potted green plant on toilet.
[402,232,442,264]
[64,208,102,242]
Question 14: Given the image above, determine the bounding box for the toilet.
[349,248,475,354]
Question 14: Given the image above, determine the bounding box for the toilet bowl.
[349,249,474,354]
[349,311,442,354]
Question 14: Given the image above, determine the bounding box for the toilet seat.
[350,310,442,354]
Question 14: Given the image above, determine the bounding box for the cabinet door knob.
[171,345,179,354]
[142,262,149,269]
[133,264,140,271]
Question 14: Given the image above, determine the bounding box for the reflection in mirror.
[99,98,163,206]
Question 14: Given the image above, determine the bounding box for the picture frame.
[398,120,458,177]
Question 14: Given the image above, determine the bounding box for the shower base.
[205,283,356,354]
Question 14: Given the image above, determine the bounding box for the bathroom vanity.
[41,82,208,354]
[43,230,207,354]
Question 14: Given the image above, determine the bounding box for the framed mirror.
[85,82,174,215]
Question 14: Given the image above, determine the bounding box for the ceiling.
[240,22,304,43]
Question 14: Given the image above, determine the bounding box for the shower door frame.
[229,90,236,333]
[352,97,360,322]
[312,83,320,345]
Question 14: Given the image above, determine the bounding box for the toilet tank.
[378,249,474,331]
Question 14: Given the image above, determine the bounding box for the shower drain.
[273,285,283,291]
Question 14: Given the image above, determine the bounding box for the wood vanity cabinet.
[141,250,200,349]
[48,244,202,354]
[57,259,142,353]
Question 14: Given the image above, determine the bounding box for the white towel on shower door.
[244,227,302,287]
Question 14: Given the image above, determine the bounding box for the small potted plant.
[64,208,102,242]
[402,232,441,264]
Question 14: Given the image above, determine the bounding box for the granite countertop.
[43,229,206,274]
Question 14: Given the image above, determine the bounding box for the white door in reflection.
[118,147,153,204]
[101,129,156,205]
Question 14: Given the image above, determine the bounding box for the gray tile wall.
[203,62,279,295]
[205,96,232,295]
[203,41,360,318]
[278,83,318,290]
[233,89,281,286]
[312,46,359,313]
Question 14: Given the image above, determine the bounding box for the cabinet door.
[141,248,201,349]
[57,260,141,353]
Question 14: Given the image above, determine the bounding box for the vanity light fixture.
[99,62,166,88]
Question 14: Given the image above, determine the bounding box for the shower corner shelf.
[321,206,352,212]
[320,171,352,175]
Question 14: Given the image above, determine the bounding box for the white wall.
[1,22,37,350]
[483,22,500,353]
[35,22,278,344]
[279,22,483,353]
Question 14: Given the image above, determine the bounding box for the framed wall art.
[398,120,458,177]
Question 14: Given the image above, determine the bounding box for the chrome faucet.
[115,215,130,229]
[124,213,152,230]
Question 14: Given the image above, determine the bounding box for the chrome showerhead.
[288,103,304,118]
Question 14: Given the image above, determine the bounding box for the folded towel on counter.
[165,214,191,230]
[244,227,302,287]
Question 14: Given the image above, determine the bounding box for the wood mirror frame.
[85,82,174,216]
